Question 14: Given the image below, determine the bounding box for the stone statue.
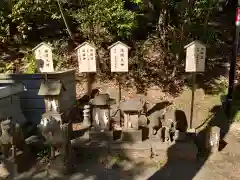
[138,99,177,142]
[0,118,27,158]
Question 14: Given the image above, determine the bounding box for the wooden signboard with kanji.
[33,42,54,72]
[184,40,206,72]
[108,41,130,72]
[75,42,97,73]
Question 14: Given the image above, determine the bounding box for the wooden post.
[75,42,97,96]
[108,41,130,126]
[117,75,121,107]
[115,74,122,123]
[190,72,196,129]
[184,40,206,130]
[86,73,93,96]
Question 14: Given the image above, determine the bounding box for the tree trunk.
[203,0,213,42]
[157,1,168,49]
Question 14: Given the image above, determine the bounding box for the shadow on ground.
[148,90,240,180]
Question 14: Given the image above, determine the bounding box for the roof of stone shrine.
[32,42,53,51]
[38,80,63,96]
[75,42,96,50]
[184,40,205,49]
[108,41,131,49]
[90,93,116,106]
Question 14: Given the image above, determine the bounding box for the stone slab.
[121,129,142,141]
[89,130,113,141]
[72,139,198,160]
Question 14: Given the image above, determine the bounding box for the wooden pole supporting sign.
[184,40,206,130]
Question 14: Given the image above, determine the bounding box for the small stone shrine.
[205,126,220,153]
[85,95,188,143]
[38,76,75,176]
[38,77,70,125]
[120,98,143,141]
[88,94,116,140]
[90,94,116,130]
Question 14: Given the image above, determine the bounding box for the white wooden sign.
[184,40,206,72]
[75,42,97,73]
[33,42,54,72]
[108,41,130,72]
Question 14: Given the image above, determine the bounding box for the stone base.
[7,150,34,173]
[89,129,113,141]
[73,139,198,161]
[121,129,142,141]
[72,123,90,140]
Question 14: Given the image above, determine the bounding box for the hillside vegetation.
[0,0,235,95]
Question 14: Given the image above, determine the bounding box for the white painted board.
[185,41,206,72]
[109,42,129,72]
[76,43,97,73]
[33,43,54,72]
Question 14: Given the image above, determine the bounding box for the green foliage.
[23,52,37,74]
[0,11,10,43]
[0,61,14,73]
[234,111,240,122]
[0,0,233,94]
[71,0,138,44]
[36,145,51,163]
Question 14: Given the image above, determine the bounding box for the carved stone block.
[207,126,220,153]
[121,129,142,142]
[89,129,113,141]
[123,113,139,130]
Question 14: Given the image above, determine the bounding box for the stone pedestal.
[206,126,220,153]
[121,129,142,142]
[89,128,113,141]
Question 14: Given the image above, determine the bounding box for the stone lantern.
[89,94,116,131]
[87,93,116,141]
